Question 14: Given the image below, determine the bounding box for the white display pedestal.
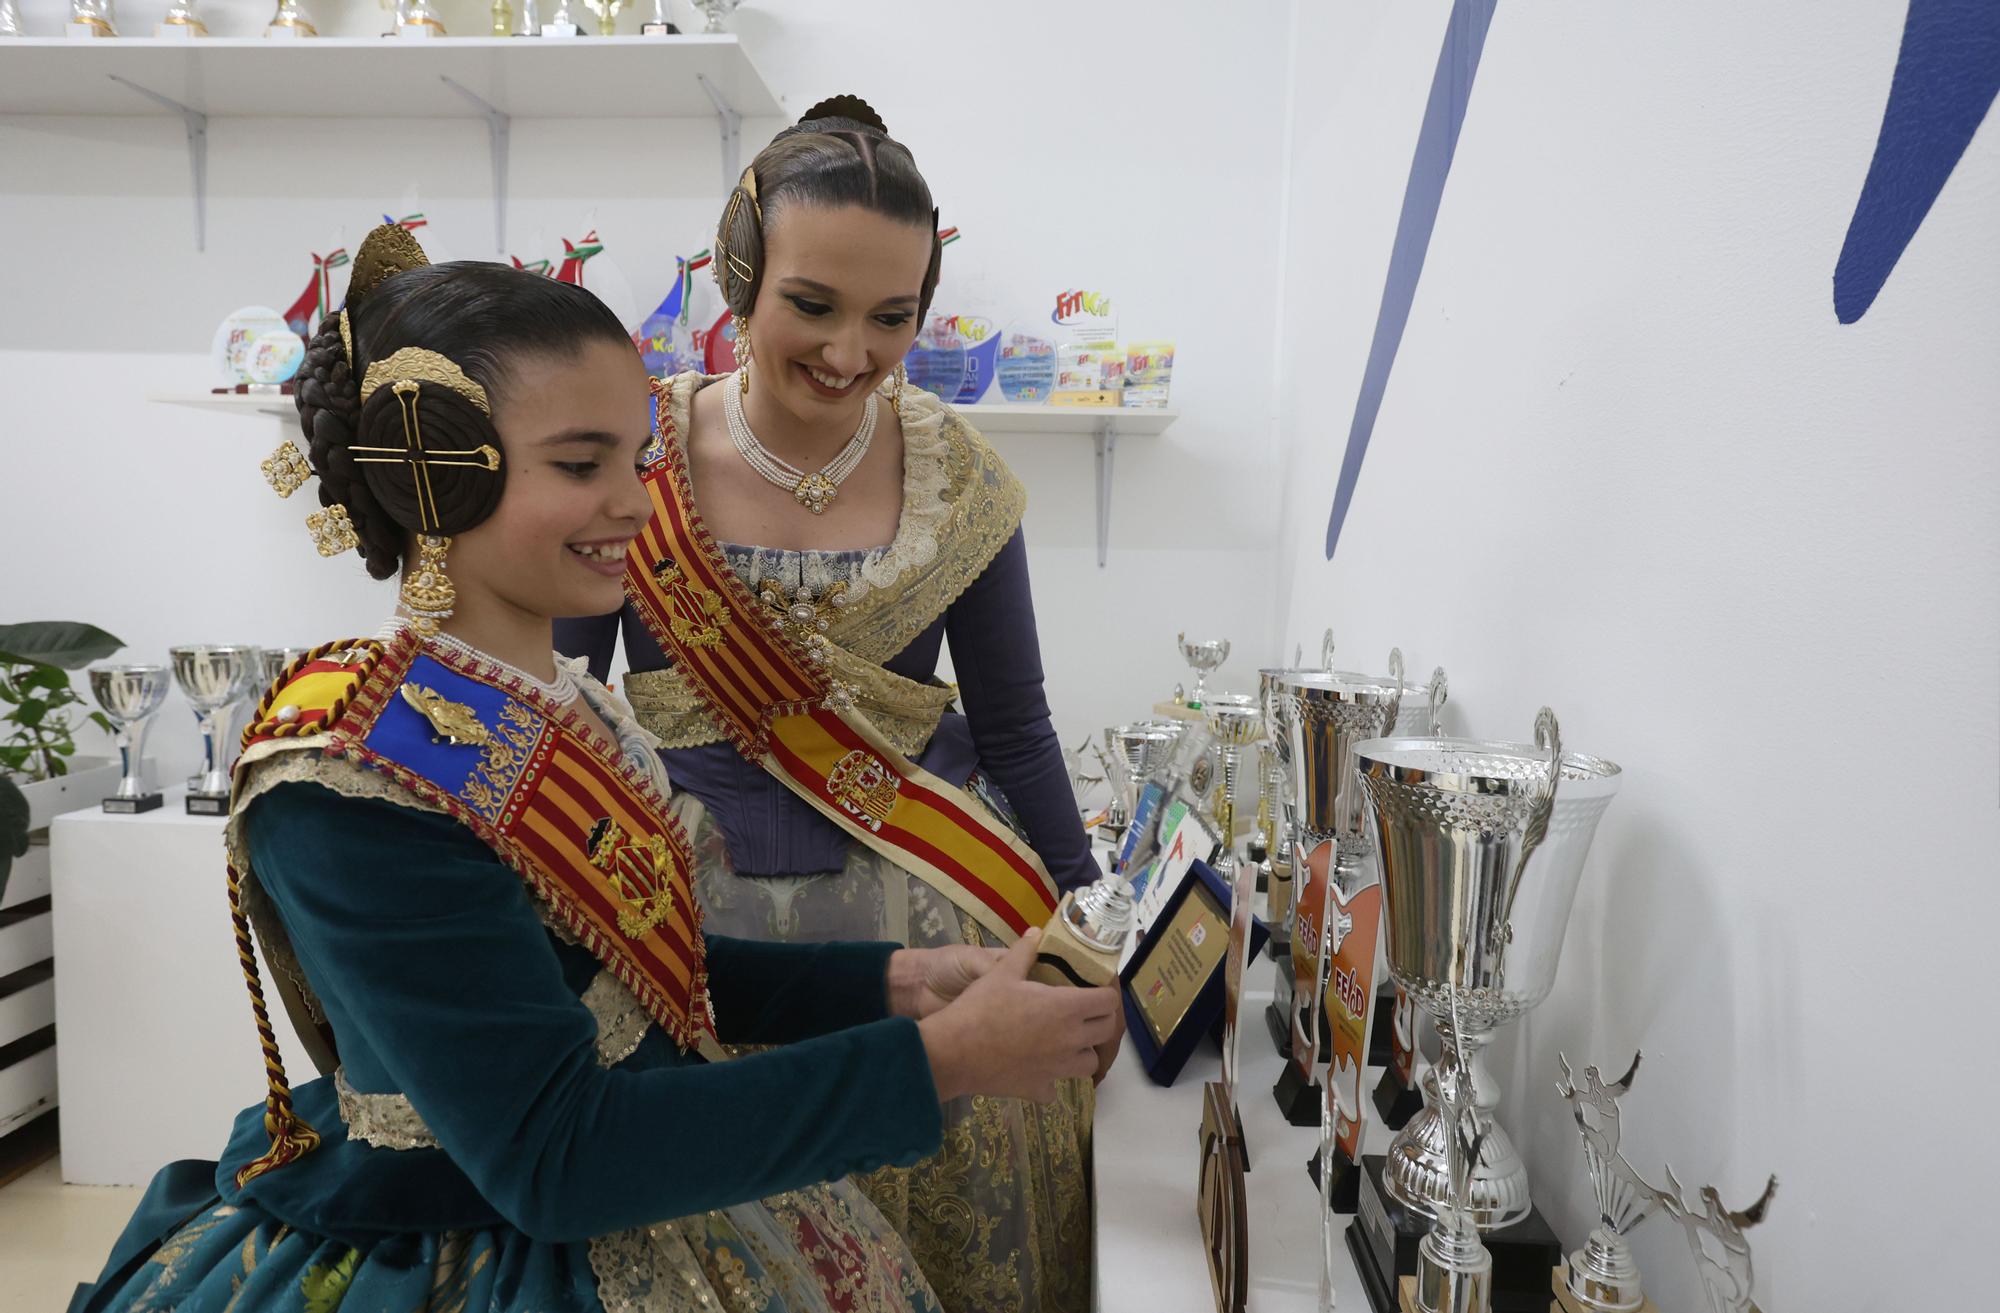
[51,788,307,1187]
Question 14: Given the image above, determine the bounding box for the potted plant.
[0,621,125,900]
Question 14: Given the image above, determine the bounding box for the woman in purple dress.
[557,97,1102,1313]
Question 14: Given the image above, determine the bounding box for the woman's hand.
[886,944,1006,1020]
[918,929,1125,1104]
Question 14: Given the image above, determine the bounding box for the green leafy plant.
[0,621,124,782]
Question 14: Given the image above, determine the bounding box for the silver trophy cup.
[1176,632,1230,709]
[1358,710,1622,1229]
[260,647,313,693]
[170,645,260,815]
[1102,720,1181,836]
[88,665,170,814]
[1203,696,1264,878]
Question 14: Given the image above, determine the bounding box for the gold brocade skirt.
[675,794,1094,1313]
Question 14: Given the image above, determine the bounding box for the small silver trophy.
[1101,720,1180,840]
[1,0,26,37]
[394,0,445,35]
[170,645,260,817]
[1554,1053,1661,1313]
[640,0,675,34]
[68,0,117,35]
[88,665,170,815]
[541,0,584,36]
[689,0,740,32]
[1177,632,1230,709]
[512,0,541,35]
[1659,1169,1776,1313]
[155,0,206,35]
[264,0,313,35]
[260,647,313,692]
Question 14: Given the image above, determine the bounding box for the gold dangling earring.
[401,535,457,637]
[892,361,907,410]
[734,315,752,396]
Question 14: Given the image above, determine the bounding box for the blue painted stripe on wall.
[1834,0,1999,324]
[1325,0,1499,560]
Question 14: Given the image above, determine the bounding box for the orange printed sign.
[1287,840,1333,1084]
[1321,875,1382,1161]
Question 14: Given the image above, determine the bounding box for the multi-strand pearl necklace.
[723,369,877,515]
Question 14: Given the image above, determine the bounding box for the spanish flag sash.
[225,631,711,1181]
[624,380,1059,943]
[248,629,712,1048]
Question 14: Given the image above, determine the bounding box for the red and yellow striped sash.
[624,380,1058,942]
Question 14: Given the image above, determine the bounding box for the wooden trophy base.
[1198,1082,1248,1313]
[1549,1263,1657,1313]
[1397,1275,1420,1313]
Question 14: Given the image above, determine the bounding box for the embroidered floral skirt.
[77,1162,941,1313]
[678,793,1094,1313]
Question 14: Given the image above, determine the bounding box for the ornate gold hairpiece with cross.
[360,348,490,412]
[351,350,500,535]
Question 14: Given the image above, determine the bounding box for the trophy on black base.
[1350,709,1621,1313]
[170,645,259,816]
[88,665,169,814]
[1266,647,1402,1141]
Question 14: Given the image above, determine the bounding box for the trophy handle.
[1488,709,1563,963]
[1426,666,1449,736]
[1386,646,1404,730]
[1320,628,1335,671]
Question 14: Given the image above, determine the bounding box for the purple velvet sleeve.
[945,531,1098,892]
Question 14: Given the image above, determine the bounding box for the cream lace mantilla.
[626,371,1027,755]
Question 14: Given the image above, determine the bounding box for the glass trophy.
[155,0,206,37]
[265,0,315,36]
[995,326,1058,403]
[68,0,118,35]
[903,318,970,402]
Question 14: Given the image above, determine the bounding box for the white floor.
[0,1158,141,1311]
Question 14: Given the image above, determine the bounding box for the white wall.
[1272,2,1998,1308]
[0,0,1289,781]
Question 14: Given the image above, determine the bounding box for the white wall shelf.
[966,404,1178,567]
[0,35,782,250]
[151,392,299,421]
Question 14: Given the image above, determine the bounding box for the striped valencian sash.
[623,380,1059,942]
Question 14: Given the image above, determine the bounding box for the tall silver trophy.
[1263,643,1404,1133]
[1204,695,1264,878]
[1374,665,1450,1131]
[88,665,170,814]
[170,645,260,816]
[1352,709,1619,1313]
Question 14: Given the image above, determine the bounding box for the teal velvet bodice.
[218,781,944,1246]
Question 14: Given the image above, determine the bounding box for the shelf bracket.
[697,73,743,192]
[441,77,511,256]
[108,75,207,253]
[1093,420,1118,568]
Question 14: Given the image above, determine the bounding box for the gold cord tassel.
[228,862,321,1186]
